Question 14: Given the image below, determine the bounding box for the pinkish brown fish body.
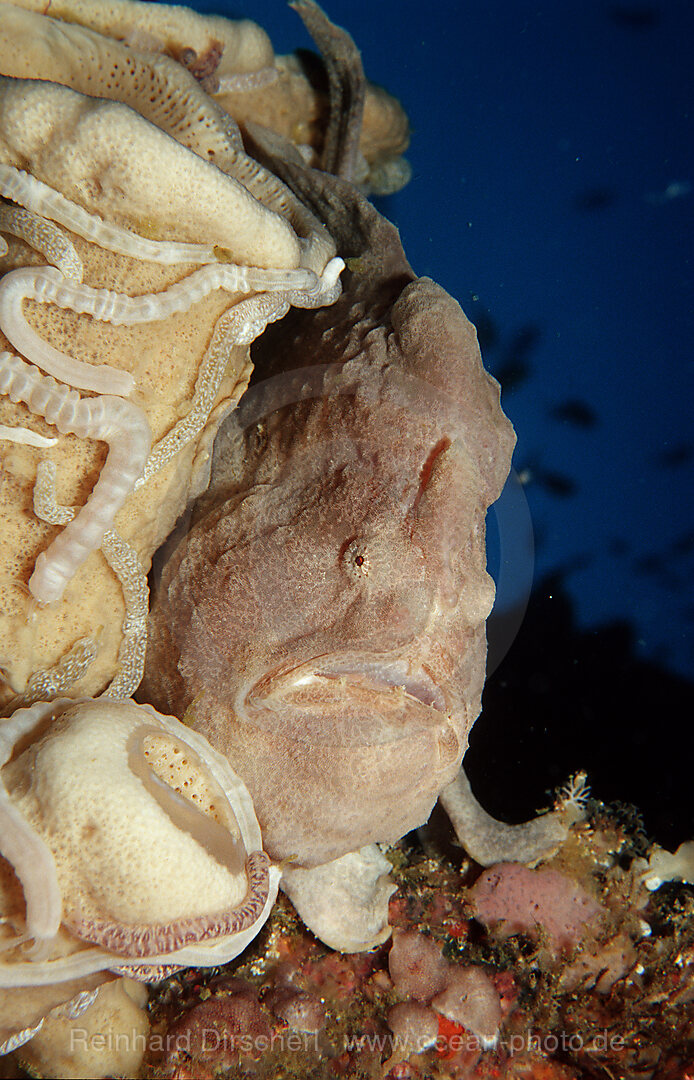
[142,165,515,868]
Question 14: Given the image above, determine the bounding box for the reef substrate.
[126,804,694,1080]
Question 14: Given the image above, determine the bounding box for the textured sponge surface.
[6,699,249,925]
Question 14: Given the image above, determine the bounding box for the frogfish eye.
[342,538,370,581]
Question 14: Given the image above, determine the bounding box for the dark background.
[187,0,693,847]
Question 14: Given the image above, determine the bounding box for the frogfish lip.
[311,658,447,711]
[245,654,451,748]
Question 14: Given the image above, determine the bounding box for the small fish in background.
[608,5,660,30]
[634,552,670,577]
[672,530,694,558]
[519,458,578,498]
[653,441,694,469]
[549,553,593,578]
[609,537,630,557]
[535,470,579,498]
[483,322,541,393]
[632,531,694,589]
[573,187,617,212]
[661,531,693,564]
[549,399,599,429]
[466,296,540,395]
[632,560,678,592]
[493,358,531,393]
[501,324,541,367]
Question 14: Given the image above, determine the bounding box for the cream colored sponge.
[1,697,280,978]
